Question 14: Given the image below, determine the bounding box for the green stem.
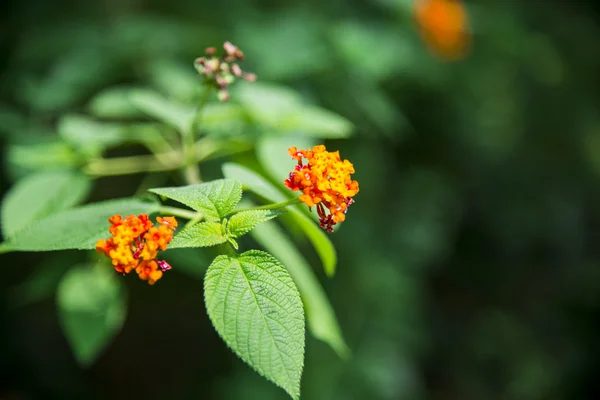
[159,206,200,220]
[231,198,302,215]
[84,153,183,177]
[184,214,204,229]
[194,85,214,128]
[182,86,213,184]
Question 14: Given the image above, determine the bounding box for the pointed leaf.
[170,222,226,248]
[4,198,159,251]
[149,179,242,221]
[87,86,148,119]
[251,219,349,358]
[1,170,91,239]
[129,89,196,134]
[58,114,126,156]
[228,209,284,238]
[234,82,353,138]
[223,163,337,277]
[285,106,353,139]
[57,265,127,367]
[204,250,305,399]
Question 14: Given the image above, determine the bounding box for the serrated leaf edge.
[203,250,305,399]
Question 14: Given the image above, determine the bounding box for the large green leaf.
[251,220,349,359]
[196,103,249,138]
[204,250,305,399]
[145,59,200,103]
[59,114,166,157]
[1,170,91,239]
[58,114,127,157]
[283,106,353,139]
[149,179,242,221]
[223,163,337,277]
[227,209,284,238]
[129,89,196,134]
[234,82,353,138]
[57,265,127,367]
[170,222,226,248]
[3,198,159,252]
[7,141,79,173]
[87,86,148,119]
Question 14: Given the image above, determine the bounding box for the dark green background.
[1,0,600,399]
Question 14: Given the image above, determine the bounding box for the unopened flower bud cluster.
[194,41,256,102]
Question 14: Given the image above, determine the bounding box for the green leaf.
[149,179,242,221]
[223,163,337,277]
[169,222,226,248]
[87,86,148,119]
[5,198,159,251]
[234,82,302,128]
[1,170,91,239]
[7,141,79,172]
[234,82,353,138]
[285,106,353,139]
[58,114,165,157]
[250,219,349,358]
[58,114,127,157]
[129,89,196,134]
[196,103,249,138]
[145,59,200,102]
[57,265,127,367]
[204,250,305,399]
[227,209,284,238]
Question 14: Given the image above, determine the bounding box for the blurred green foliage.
[1,0,600,399]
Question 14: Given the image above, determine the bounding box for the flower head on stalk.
[95,214,178,285]
[194,41,256,102]
[284,145,359,232]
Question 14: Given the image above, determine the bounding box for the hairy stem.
[159,206,200,220]
[231,198,302,215]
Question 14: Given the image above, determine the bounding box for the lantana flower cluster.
[285,145,359,232]
[95,214,178,285]
[194,41,257,102]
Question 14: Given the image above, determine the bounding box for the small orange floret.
[284,145,359,232]
[96,213,177,284]
[157,216,178,230]
[136,260,163,285]
[414,0,471,61]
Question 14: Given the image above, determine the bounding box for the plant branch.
[84,152,183,177]
[231,198,302,215]
[159,206,200,220]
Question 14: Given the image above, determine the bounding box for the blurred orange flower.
[414,0,471,61]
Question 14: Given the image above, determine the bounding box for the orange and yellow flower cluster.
[95,214,178,285]
[284,145,359,232]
